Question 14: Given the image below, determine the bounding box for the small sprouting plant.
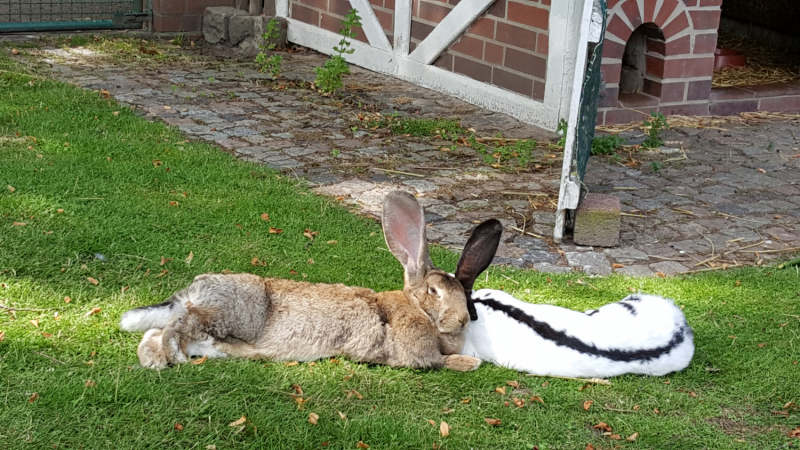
[207,76,215,83]
[650,161,663,173]
[556,118,568,147]
[331,148,340,158]
[171,33,185,46]
[256,18,283,78]
[591,135,626,155]
[314,9,361,94]
[642,112,668,148]
[170,85,178,92]
[227,91,237,100]
[70,35,89,47]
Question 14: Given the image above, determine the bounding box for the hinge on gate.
[588,0,604,43]
[562,177,581,210]
[112,12,150,28]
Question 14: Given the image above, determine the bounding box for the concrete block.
[229,15,257,45]
[232,16,287,50]
[573,193,620,247]
[203,7,248,44]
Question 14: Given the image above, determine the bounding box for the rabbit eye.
[428,286,438,296]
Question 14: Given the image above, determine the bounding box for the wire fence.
[0,0,137,23]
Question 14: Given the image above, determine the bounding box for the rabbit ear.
[382,191,433,285]
[455,219,503,320]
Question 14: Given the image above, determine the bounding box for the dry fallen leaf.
[269,227,283,234]
[512,397,525,408]
[157,269,168,277]
[609,434,621,440]
[626,432,639,442]
[757,343,767,348]
[174,423,183,431]
[337,411,346,421]
[28,393,39,403]
[327,240,337,244]
[64,296,71,303]
[30,319,39,327]
[439,421,449,437]
[229,416,247,427]
[169,201,180,207]
[484,418,501,426]
[292,384,304,396]
[284,361,299,367]
[152,159,162,167]
[42,332,52,338]
[344,390,362,400]
[85,380,96,387]
[0,331,5,342]
[633,405,640,411]
[757,168,766,173]
[428,419,436,426]
[654,408,661,414]
[112,111,120,116]
[530,396,545,405]
[186,251,194,263]
[289,394,309,406]
[12,222,26,226]
[593,422,612,432]
[583,400,593,411]
[86,277,99,285]
[506,380,520,388]
[688,391,698,398]
[11,48,19,55]
[612,263,624,269]
[308,412,319,425]
[191,356,208,365]
[160,256,173,265]
[84,307,101,317]
[303,229,320,240]
[356,441,369,449]
[495,387,506,394]
[461,397,471,404]
[585,444,595,450]
[260,213,270,221]
[7,185,15,193]
[788,427,800,438]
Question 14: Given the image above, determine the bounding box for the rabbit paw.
[137,329,169,370]
[444,354,482,372]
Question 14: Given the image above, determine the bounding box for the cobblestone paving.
[23,39,800,276]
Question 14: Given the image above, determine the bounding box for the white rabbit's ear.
[456,219,503,320]
[382,191,433,285]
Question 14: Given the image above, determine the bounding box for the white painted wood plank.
[407,0,494,65]
[393,0,412,56]
[276,0,289,18]
[286,18,558,129]
[348,0,392,51]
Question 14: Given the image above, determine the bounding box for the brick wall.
[290,0,550,102]
[154,0,236,32]
[597,0,722,124]
[411,0,549,101]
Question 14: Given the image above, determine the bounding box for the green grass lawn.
[2,54,800,450]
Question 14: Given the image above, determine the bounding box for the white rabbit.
[455,220,695,378]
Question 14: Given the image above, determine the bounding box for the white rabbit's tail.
[120,293,189,332]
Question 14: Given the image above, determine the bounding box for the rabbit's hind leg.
[160,306,217,366]
[137,328,169,370]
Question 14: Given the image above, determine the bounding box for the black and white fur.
[455,219,695,378]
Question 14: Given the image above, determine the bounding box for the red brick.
[374,8,393,32]
[507,1,548,30]
[186,0,233,14]
[605,108,647,124]
[709,100,758,116]
[484,42,504,64]
[620,0,642,29]
[182,14,202,32]
[599,86,619,107]
[645,54,665,78]
[662,12,689,39]
[540,0,550,6]
[321,13,368,41]
[410,19,434,40]
[536,33,548,55]
[693,32,718,54]
[664,34,690,55]
[152,0,161,11]
[606,15,633,41]
[618,92,659,107]
[710,87,754,101]
[759,96,800,112]
[495,22,537,51]
[533,80,545,101]
[646,37,665,56]
[487,0,506,18]
[699,0,722,5]
[689,9,720,30]
[157,0,185,15]
[385,0,395,9]
[654,0,678,27]
[292,4,320,26]
[602,62,622,83]
[369,0,383,7]
[643,0,657,22]
[663,56,713,78]
[153,13,181,32]
[434,52,454,71]
[607,0,622,9]
[687,79,711,100]
[451,35,484,59]
[604,39,626,59]
[745,82,800,98]
[660,81,686,102]
[468,17,495,39]
[329,0,353,17]
[299,0,328,12]
[596,111,606,126]
[682,0,697,6]
[658,102,709,116]
[493,68,533,97]
[504,48,546,78]
[412,0,418,15]
[449,0,461,5]
[454,56,493,83]
[418,0,451,23]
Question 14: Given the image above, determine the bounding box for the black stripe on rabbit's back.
[473,295,687,363]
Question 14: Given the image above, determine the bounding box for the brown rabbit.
[120,191,499,371]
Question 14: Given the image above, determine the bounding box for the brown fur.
[128,192,490,372]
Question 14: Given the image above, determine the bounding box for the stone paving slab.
[18,38,800,277]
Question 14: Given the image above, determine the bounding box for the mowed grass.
[1,54,800,450]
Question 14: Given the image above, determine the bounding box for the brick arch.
[606,0,694,44]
